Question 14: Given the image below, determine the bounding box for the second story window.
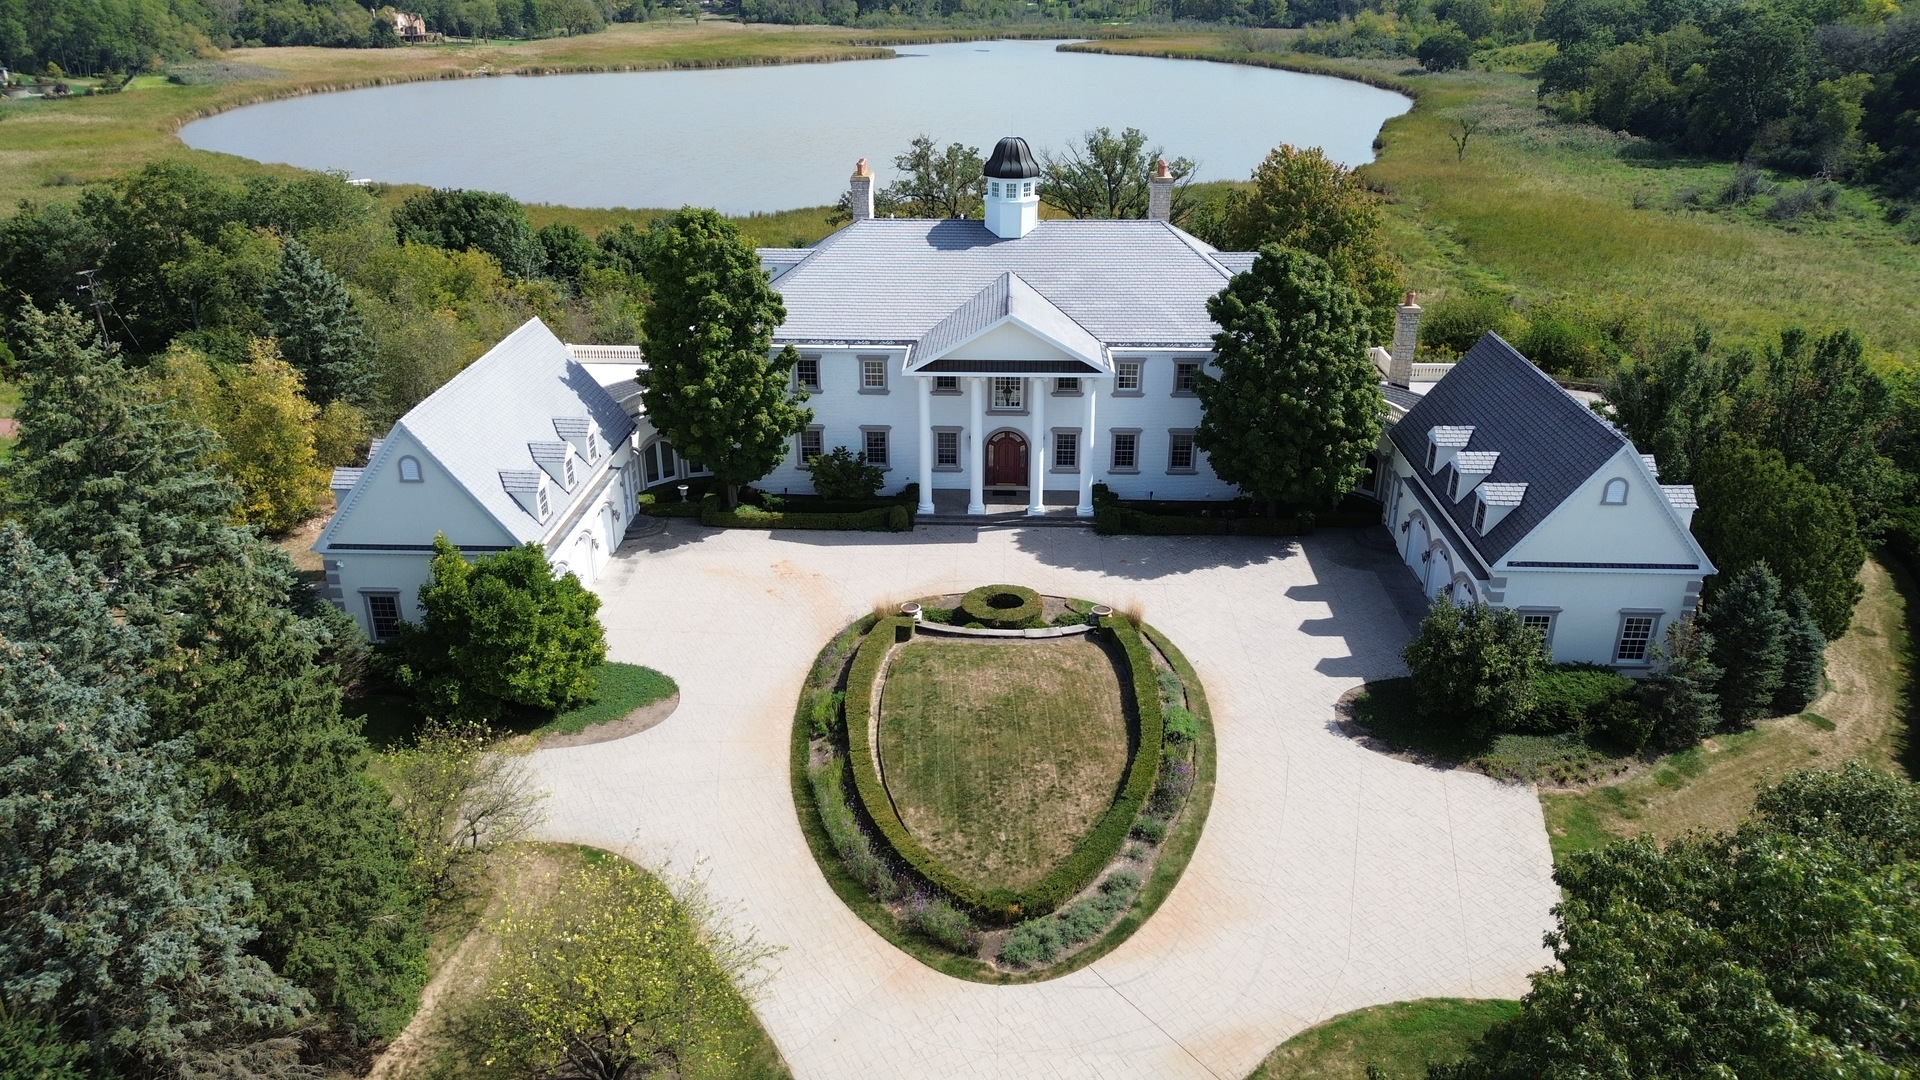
[992,377,1023,410]
[933,375,959,392]
[860,357,887,391]
[1116,362,1141,392]
[1174,362,1198,394]
[796,356,821,392]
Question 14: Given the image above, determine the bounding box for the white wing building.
[315,319,640,641]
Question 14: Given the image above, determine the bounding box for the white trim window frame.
[363,590,403,641]
[1613,610,1662,665]
[1110,428,1141,473]
[860,425,892,470]
[1166,428,1197,474]
[795,355,823,393]
[1051,428,1080,472]
[933,427,962,471]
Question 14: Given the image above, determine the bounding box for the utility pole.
[75,269,110,346]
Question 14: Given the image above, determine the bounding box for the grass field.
[376,842,790,1080]
[1065,37,1920,362]
[877,637,1130,892]
[1244,998,1520,1080]
[1542,557,1916,860]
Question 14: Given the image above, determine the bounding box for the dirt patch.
[273,504,331,575]
[0,417,17,439]
[533,691,680,750]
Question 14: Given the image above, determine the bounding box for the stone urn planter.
[1089,604,1113,625]
[899,601,923,621]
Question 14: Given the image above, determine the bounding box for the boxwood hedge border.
[958,584,1044,628]
[844,612,1165,923]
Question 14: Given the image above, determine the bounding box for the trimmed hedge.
[700,498,911,532]
[958,584,1044,628]
[843,614,1166,923]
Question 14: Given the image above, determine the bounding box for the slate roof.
[1389,333,1628,564]
[912,271,1105,369]
[761,219,1250,348]
[350,318,635,546]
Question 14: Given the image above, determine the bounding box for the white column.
[1028,376,1047,516]
[1077,384,1098,517]
[967,377,986,515]
[916,376,935,514]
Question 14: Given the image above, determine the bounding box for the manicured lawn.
[1245,998,1520,1080]
[1347,677,1626,786]
[1542,557,1915,860]
[348,661,676,746]
[878,638,1129,893]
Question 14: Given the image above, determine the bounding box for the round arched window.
[1602,478,1629,505]
[398,456,422,483]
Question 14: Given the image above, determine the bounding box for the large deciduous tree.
[382,537,607,722]
[635,208,810,506]
[390,188,543,279]
[1194,246,1385,511]
[1209,144,1403,339]
[261,237,374,407]
[1402,594,1548,741]
[831,136,987,223]
[1691,438,1865,639]
[1038,127,1194,222]
[1432,763,1920,1080]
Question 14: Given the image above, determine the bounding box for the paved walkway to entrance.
[525,524,1558,1080]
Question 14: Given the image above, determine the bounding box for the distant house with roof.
[315,319,638,641]
[1378,333,1714,667]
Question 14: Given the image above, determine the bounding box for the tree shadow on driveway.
[1010,527,1300,580]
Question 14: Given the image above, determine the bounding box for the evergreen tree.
[382,537,607,723]
[146,557,429,1041]
[1639,615,1722,750]
[635,209,811,507]
[1692,438,1865,639]
[1704,562,1788,728]
[1774,588,1827,715]
[1,597,306,1071]
[260,237,373,407]
[0,524,149,692]
[0,304,246,624]
[1194,246,1386,511]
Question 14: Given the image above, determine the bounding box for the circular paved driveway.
[525,523,1558,1080]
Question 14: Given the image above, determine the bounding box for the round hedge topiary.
[959,584,1043,628]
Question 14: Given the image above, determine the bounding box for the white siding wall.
[325,430,517,550]
[1498,569,1698,667]
[331,551,440,637]
[752,350,1238,501]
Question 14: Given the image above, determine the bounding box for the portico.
[913,369,1105,517]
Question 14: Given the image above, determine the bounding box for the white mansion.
[317,136,1713,668]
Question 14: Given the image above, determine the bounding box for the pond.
[179,39,1410,214]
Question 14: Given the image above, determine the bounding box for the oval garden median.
[789,588,1215,981]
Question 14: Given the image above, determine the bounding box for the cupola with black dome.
[982,135,1041,239]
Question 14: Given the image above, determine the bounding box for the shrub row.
[843,615,1167,923]
[701,498,911,532]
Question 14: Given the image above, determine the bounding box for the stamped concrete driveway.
[526,524,1558,1080]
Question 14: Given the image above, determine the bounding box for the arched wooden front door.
[985,431,1028,487]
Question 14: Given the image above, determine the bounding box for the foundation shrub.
[843,614,1166,922]
[958,584,1044,628]
[1526,664,1637,734]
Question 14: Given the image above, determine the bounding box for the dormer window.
[585,432,600,463]
[398,456,422,483]
[1602,478,1629,505]
[1473,497,1487,533]
[564,458,577,487]
[1449,470,1461,500]
[537,488,550,518]
[1425,444,1437,472]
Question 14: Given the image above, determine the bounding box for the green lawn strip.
[1244,998,1521,1080]
[511,662,677,738]
[1348,676,1622,785]
[347,661,675,746]
[877,638,1130,892]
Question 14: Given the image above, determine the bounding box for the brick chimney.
[1388,292,1421,388]
[849,158,874,222]
[1147,158,1174,222]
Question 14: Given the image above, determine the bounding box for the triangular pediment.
[908,272,1107,374]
